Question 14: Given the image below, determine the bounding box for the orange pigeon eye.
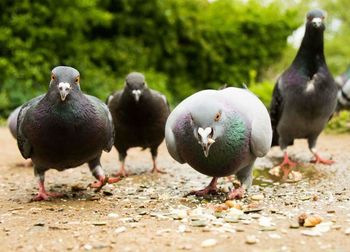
[214,112,221,122]
[51,74,56,80]
[75,76,80,83]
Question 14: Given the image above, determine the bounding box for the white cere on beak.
[312,17,322,28]
[198,127,212,142]
[132,89,142,102]
[58,82,71,101]
[198,127,215,158]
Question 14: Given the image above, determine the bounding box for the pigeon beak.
[198,127,215,158]
[132,89,142,102]
[311,17,323,28]
[201,138,215,158]
[58,82,71,101]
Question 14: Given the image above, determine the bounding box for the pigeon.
[165,87,272,199]
[335,66,350,88]
[336,79,350,112]
[17,66,120,200]
[107,72,170,176]
[270,9,337,177]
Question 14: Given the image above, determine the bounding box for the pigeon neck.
[292,27,325,76]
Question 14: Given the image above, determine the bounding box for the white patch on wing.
[107,95,113,106]
[161,95,167,105]
[305,78,315,93]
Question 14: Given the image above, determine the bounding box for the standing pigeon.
[107,72,170,176]
[165,87,272,199]
[17,66,120,200]
[270,9,337,177]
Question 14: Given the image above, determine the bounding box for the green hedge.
[0,0,299,118]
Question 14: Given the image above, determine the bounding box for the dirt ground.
[1,127,350,252]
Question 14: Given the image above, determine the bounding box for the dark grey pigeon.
[107,72,170,176]
[270,9,337,177]
[17,66,120,201]
[165,87,272,199]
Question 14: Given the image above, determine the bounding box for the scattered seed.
[304,215,323,227]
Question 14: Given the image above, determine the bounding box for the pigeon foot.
[311,154,334,165]
[90,175,121,191]
[151,166,167,174]
[227,187,245,200]
[185,177,218,197]
[278,152,297,178]
[32,191,63,201]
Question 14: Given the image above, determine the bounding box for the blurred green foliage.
[0,0,299,118]
[326,111,350,133]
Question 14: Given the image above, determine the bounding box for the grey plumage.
[107,72,170,176]
[17,66,119,200]
[336,79,350,112]
[165,87,272,198]
[7,106,21,139]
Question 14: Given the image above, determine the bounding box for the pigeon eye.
[214,112,221,122]
[51,74,56,80]
[75,76,80,83]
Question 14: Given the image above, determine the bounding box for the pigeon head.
[125,72,147,103]
[306,9,326,31]
[50,66,80,102]
[189,100,225,158]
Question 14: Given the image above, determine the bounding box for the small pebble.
[201,238,217,248]
[251,213,261,219]
[245,235,258,244]
[236,226,245,232]
[301,230,321,237]
[92,221,107,226]
[251,194,264,201]
[191,220,207,227]
[108,213,119,218]
[345,227,350,235]
[289,223,300,229]
[332,225,341,230]
[34,221,45,227]
[224,216,239,223]
[261,226,277,231]
[114,226,127,234]
[84,244,93,251]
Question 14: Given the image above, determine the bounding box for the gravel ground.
[1,127,350,252]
